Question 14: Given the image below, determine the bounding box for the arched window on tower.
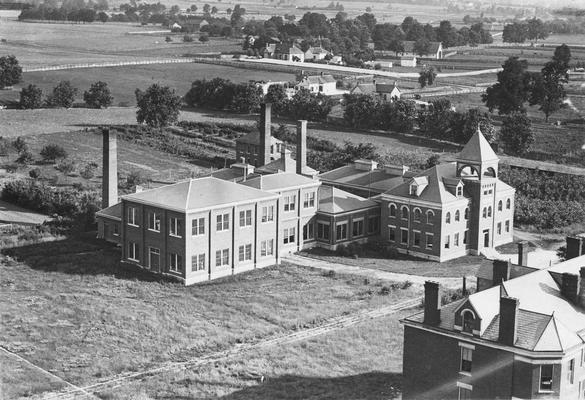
[414,208,421,222]
[401,206,409,220]
[455,210,460,222]
[389,204,396,217]
[506,199,511,209]
[498,200,503,211]
[488,206,492,217]
[482,208,487,218]
[427,210,435,225]
[446,212,451,224]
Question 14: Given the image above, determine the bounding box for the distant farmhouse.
[264,43,305,62]
[295,74,337,95]
[304,46,331,61]
[402,241,585,399]
[350,81,401,101]
[400,40,443,59]
[96,105,515,283]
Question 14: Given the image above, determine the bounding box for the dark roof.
[482,310,553,350]
[458,128,499,164]
[402,41,442,54]
[384,163,460,204]
[96,203,122,221]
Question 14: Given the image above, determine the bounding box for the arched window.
[389,204,396,217]
[506,198,511,209]
[488,206,492,217]
[498,200,503,211]
[482,208,487,218]
[427,210,435,225]
[446,212,451,224]
[401,206,409,220]
[414,208,421,222]
[464,208,469,220]
[462,310,475,334]
[455,210,460,222]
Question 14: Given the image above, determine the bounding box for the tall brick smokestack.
[102,127,118,208]
[259,103,272,167]
[423,281,441,325]
[296,120,307,175]
[498,296,519,346]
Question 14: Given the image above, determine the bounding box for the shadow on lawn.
[214,372,401,400]
[2,232,170,283]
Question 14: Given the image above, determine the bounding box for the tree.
[231,83,263,113]
[20,84,43,109]
[0,55,22,89]
[13,137,28,154]
[413,38,431,57]
[529,63,566,122]
[526,18,548,43]
[502,22,528,43]
[226,7,231,15]
[482,57,531,115]
[83,81,113,109]
[265,84,288,116]
[500,112,534,155]
[40,144,68,163]
[199,34,209,43]
[288,89,333,121]
[553,44,571,69]
[135,84,182,127]
[459,108,496,143]
[211,6,218,14]
[418,66,437,88]
[97,11,108,22]
[343,93,379,129]
[203,3,210,13]
[190,5,198,12]
[46,81,78,108]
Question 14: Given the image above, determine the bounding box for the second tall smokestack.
[296,120,307,175]
[102,127,118,209]
[259,103,272,167]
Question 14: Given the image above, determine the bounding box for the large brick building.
[402,252,585,400]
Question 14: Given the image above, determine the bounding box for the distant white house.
[329,55,343,65]
[265,43,305,62]
[304,46,331,61]
[400,56,417,67]
[350,81,401,102]
[256,81,295,99]
[296,74,337,95]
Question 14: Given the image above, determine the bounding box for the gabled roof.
[302,75,336,85]
[122,177,277,212]
[96,202,122,220]
[350,83,375,95]
[275,43,304,55]
[376,82,400,94]
[457,128,499,164]
[306,46,330,55]
[318,186,378,214]
[241,172,319,192]
[236,132,283,146]
[401,41,442,54]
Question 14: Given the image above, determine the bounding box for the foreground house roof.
[122,177,278,212]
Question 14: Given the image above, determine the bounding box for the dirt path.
[34,297,420,399]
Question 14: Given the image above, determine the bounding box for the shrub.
[83,81,113,109]
[80,163,97,179]
[55,159,76,175]
[126,170,148,188]
[29,168,41,179]
[12,137,28,154]
[16,150,33,165]
[40,144,68,163]
[20,84,43,109]
[183,34,193,42]
[46,81,78,108]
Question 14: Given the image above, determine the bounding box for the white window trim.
[192,217,205,236]
[457,382,473,390]
[127,207,138,227]
[148,212,161,233]
[169,253,181,272]
[400,227,409,244]
[413,230,421,247]
[128,242,139,262]
[169,217,182,238]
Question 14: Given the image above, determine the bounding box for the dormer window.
[462,310,475,334]
[409,184,417,196]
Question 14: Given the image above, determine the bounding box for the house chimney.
[296,120,307,175]
[492,260,511,285]
[259,103,272,167]
[424,281,441,325]
[498,296,519,346]
[566,235,585,260]
[102,127,118,209]
[561,272,580,304]
[517,241,529,266]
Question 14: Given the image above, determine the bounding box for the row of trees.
[483,45,572,121]
[183,78,334,121]
[502,17,585,42]
[20,81,113,109]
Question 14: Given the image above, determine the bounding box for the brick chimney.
[259,103,272,167]
[566,235,585,260]
[296,120,307,175]
[424,281,441,325]
[498,296,519,346]
[492,260,511,285]
[517,241,529,266]
[102,127,118,209]
[561,272,580,304]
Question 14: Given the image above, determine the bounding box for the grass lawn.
[300,247,483,278]
[98,310,411,399]
[0,234,417,398]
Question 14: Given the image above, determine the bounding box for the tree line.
[502,17,585,42]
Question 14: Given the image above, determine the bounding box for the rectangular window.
[261,205,274,222]
[568,359,575,384]
[458,387,472,400]
[317,222,330,240]
[239,210,252,227]
[128,241,139,261]
[192,217,205,236]
[148,247,160,269]
[304,192,315,208]
[113,223,119,236]
[169,217,182,237]
[336,223,348,241]
[580,380,585,399]
[445,235,450,249]
[215,250,221,266]
[216,249,230,266]
[191,254,206,271]
[238,244,252,262]
[389,226,396,242]
[303,223,315,240]
[148,212,161,232]
[245,244,252,260]
[414,231,421,247]
[460,347,472,373]
[284,195,296,212]
[426,233,434,249]
[368,216,380,234]
[464,230,469,245]
[401,228,408,244]
[216,213,230,231]
[497,222,502,235]
[454,233,459,247]
[540,364,553,391]
[127,206,138,226]
[260,239,274,256]
[169,253,182,273]
[284,227,296,244]
[238,245,245,262]
[352,219,364,237]
[505,220,510,233]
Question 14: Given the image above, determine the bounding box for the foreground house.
[402,251,585,399]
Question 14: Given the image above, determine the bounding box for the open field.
[0,63,296,106]
[0,235,417,398]
[99,310,410,399]
[300,247,483,278]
